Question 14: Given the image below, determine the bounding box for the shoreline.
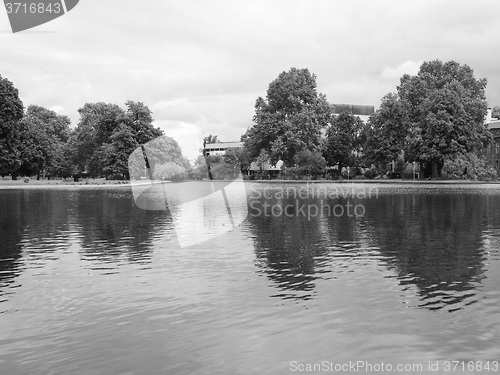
[245,179,500,184]
[0,178,130,189]
[1,178,500,189]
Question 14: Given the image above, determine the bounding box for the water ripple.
[1,185,500,373]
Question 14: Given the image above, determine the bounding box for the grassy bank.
[2,177,500,188]
[0,178,130,187]
[245,178,500,184]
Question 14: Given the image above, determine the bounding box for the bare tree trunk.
[431,161,440,178]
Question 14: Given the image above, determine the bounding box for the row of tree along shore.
[1,59,499,182]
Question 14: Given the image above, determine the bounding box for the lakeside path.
[2,178,500,189]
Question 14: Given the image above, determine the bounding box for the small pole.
[141,144,153,180]
[412,161,415,181]
[202,139,214,181]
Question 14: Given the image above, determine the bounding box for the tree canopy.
[71,101,163,178]
[362,93,408,169]
[0,75,24,176]
[244,67,332,166]
[323,112,363,173]
[398,60,490,177]
[203,134,219,144]
[18,105,71,178]
[361,60,491,178]
[1,61,496,181]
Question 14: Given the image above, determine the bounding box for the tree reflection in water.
[361,191,496,312]
[0,188,173,297]
[74,189,173,265]
[245,184,499,312]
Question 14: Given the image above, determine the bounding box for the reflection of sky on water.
[164,179,248,248]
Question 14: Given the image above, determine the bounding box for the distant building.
[330,103,375,123]
[249,160,283,177]
[204,141,243,156]
[203,141,282,176]
[484,108,500,174]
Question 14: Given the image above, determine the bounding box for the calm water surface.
[0,183,499,375]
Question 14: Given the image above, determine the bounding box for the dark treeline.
[0,74,189,180]
[241,61,496,180]
[1,59,498,181]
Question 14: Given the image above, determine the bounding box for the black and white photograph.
[1,1,500,374]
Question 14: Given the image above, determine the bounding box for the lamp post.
[412,161,415,181]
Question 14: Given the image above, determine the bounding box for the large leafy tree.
[244,67,332,166]
[71,101,163,178]
[122,101,162,145]
[362,93,409,170]
[323,112,363,173]
[100,124,138,179]
[99,101,163,179]
[0,75,24,177]
[17,105,71,179]
[46,141,74,178]
[71,102,125,176]
[397,60,490,178]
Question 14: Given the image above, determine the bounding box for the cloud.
[381,60,422,80]
[155,120,204,163]
[3,0,500,138]
[49,105,65,114]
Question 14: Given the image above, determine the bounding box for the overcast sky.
[2,0,500,161]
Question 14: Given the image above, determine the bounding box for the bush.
[154,162,187,181]
[108,173,125,180]
[292,150,327,178]
[210,162,240,180]
[442,153,497,181]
